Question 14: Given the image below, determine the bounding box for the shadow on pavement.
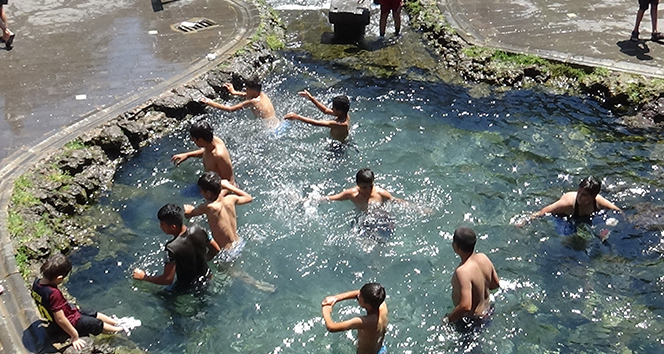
[617,40,653,60]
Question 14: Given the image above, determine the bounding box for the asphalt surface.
[439,0,664,78]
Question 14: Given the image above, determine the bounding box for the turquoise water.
[65,56,664,353]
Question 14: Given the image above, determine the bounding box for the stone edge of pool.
[0,0,264,351]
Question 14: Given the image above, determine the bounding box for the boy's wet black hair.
[332,95,350,115]
[453,227,477,253]
[198,171,222,198]
[40,253,72,281]
[360,283,386,311]
[158,203,184,228]
[190,121,214,143]
[245,78,262,93]
[578,176,601,196]
[356,168,374,185]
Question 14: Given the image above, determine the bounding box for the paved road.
[0,0,257,164]
[439,0,664,77]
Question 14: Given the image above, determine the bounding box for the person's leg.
[0,6,8,39]
[651,3,659,33]
[393,6,402,35]
[379,8,389,37]
[96,312,119,326]
[102,323,123,334]
[634,9,646,33]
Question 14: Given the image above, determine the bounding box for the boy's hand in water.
[199,97,211,104]
[298,90,312,100]
[171,153,188,165]
[223,83,235,93]
[132,268,146,280]
[321,296,337,307]
[284,112,300,120]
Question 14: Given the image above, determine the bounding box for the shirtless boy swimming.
[184,172,252,262]
[284,91,350,142]
[322,283,389,354]
[200,79,278,127]
[171,121,235,185]
[446,227,500,330]
[325,168,403,211]
[529,176,621,220]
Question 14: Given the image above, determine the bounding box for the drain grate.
[171,18,219,34]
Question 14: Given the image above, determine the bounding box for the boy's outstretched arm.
[171,148,204,165]
[596,195,622,212]
[200,97,253,112]
[284,113,334,127]
[224,83,247,97]
[299,90,334,115]
[324,189,353,202]
[221,179,253,205]
[184,203,206,218]
[133,262,176,285]
[321,289,360,306]
[53,310,86,350]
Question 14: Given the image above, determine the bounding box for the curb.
[0,0,260,352]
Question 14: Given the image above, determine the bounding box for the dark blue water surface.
[65,54,664,354]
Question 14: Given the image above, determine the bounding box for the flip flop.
[6,33,14,48]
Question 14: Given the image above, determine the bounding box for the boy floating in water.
[199,79,278,127]
[32,254,137,350]
[284,91,351,142]
[171,121,235,185]
[446,227,500,332]
[325,168,404,211]
[321,283,389,354]
[184,172,252,263]
[133,204,220,292]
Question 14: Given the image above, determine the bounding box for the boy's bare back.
[202,137,234,185]
[356,302,388,354]
[451,252,499,318]
[199,195,240,249]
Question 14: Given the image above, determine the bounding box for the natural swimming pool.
[63,52,664,353]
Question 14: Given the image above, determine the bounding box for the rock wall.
[404,0,664,129]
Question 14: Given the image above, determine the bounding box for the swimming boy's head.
[577,176,601,204]
[356,168,374,192]
[245,78,262,98]
[359,283,386,312]
[331,95,350,117]
[40,253,72,284]
[158,203,184,235]
[453,227,477,254]
[190,121,214,145]
[198,171,222,200]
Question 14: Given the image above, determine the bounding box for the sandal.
[5,33,14,48]
[652,32,664,41]
[631,30,640,42]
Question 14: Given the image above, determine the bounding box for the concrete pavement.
[439,0,664,78]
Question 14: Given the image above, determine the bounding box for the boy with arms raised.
[445,227,500,331]
[200,79,278,127]
[133,204,220,292]
[285,91,351,142]
[32,254,130,350]
[184,171,252,262]
[325,168,403,211]
[171,121,235,185]
[322,283,389,354]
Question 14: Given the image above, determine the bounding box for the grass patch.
[14,251,30,279]
[462,46,494,58]
[403,0,422,15]
[492,50,548,66]
[64,139,85,150]
[11,175,39,208]
[265,34,285,51]
[47,164,73,184]
[7,211,25,237]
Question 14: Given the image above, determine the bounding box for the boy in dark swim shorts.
[379,0,402,37]
[631,0,664,41]
[32,254,128,350]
